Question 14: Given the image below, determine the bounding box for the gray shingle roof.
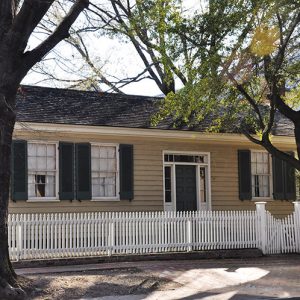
[15,85,294,137]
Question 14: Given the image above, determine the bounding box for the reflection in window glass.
[164,154,205,163]
[200,167,207,203]
[28,143,56,198]
[164,166,172,202]
[92,145,117,198]
[251,152,270,197]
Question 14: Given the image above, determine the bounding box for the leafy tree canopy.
[150,0,300,169]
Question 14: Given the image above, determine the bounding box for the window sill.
[91,197,120,202]
[251,197,273,201]
[27,198,60,203]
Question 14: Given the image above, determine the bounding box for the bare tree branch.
[20,0,89,77]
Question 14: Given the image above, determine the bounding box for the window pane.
[28,157,36,170]
[37,144,46,156]
[165,191,171,202]
[47,144,55,156]
[37,157,46,170]
[174,155,194,162]
[35,175,46,197]
[91,158,99,171]
[28,143,36,156]
[164,166,172,203]
[91,146,99,158]
[107,159,116,172]
[107,147,116,158]
[263,162,269,174]
[100,147,107,158]
[256,163,263,174]
[46,175,55,197]
[100,159,108,172]
[200,167,207,203]
[47,157,55,170]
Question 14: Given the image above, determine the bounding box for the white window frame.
[90,143,120,201]
[162,150,211,211]
[27,141,59,202]
[251,150,273,200]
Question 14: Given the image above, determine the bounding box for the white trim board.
[14,122,296,146]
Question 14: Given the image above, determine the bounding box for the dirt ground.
[18,255,300,300]
[22,268,180,300]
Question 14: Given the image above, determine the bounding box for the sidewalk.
[16,255,300,300]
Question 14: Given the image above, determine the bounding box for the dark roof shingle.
[15,85,294,136]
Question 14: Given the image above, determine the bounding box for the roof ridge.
[19,85,162,100]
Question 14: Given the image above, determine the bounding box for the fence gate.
[265,210,299,254]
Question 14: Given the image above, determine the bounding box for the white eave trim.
[14,122,296,146]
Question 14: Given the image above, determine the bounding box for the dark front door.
[175,165,197,211]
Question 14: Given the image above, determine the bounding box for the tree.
[149,0,300,171]
[0,1,88,298]
[24,0,300,170]
[28,1,252,91]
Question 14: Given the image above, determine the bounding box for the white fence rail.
[7,202,300,261]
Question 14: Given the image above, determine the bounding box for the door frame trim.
[162,151,211,211]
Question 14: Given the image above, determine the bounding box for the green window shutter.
[59,142,75,200]
[119,144,134,200]
[272,152,296,200]
[284,152,296,200]
[11,140,28,201]
[238,150,252,200]
[272,155,285,200]
[75,143,91,200]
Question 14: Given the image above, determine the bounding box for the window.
[164,154,205,163]
[164,166,172,202]
[251,151,271,198]
[91,145,118,198]
[28,142,57,198]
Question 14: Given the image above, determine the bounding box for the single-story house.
[10,85,297,218]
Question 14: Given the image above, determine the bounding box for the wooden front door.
[175,165,197,211]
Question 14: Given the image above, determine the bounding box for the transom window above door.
[164,154,207,163]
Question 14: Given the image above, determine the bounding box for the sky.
[22,0,203,96]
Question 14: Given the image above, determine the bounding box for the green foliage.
[150,0,300,138]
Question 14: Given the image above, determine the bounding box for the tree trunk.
[0,90,26,299]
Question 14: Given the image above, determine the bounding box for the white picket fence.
[7,202,300,261]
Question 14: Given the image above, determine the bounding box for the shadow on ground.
[23,267,179,300]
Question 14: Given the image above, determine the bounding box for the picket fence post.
[16,215,23,261]
[293,201,300,253]
[186,213,192,252]
[256,202,267,254]
[108,218,115,256]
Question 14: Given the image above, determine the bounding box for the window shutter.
[238,150,252,200]
[272,155,285,200]
[284,152,296,200]
[11,140,28,201]
[75,143,91,200]
[119,144,134,200]
[59,142,75,200]
[272,152,296,200]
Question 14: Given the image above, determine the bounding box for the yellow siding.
[9,129,295,218]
